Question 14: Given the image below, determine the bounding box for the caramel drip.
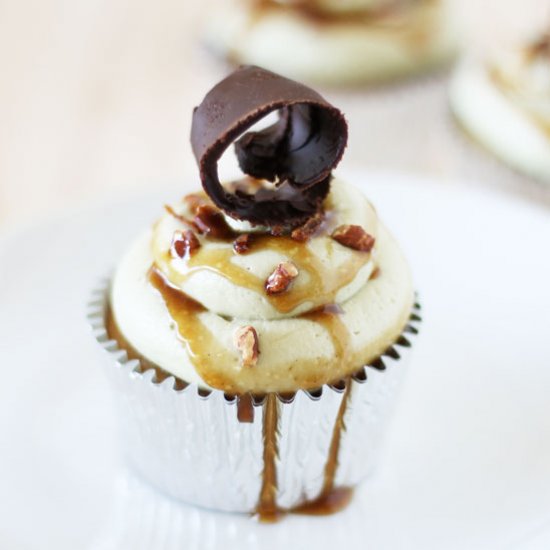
[285,379,354,517]
[258,380,354,521]
[148,268,239,390]
[159,234,368,315]
[257,394,281,522]
[302,306,350,363]
[293,487,354,516]
[237,394,255,423]
[319,378,353,498]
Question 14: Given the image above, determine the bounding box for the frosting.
[110,179,414,393]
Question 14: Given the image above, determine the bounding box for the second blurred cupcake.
[205,0,458,85]
[450,31,550,183]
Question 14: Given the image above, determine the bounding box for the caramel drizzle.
[149,264,362,394]
[257,380,354,521]
[237,394,255,423]
[293,378,353,516]
[257,394,280,521]
[158,234,369,315]
[302,305,350,362]
[320,378,352,498]
[148,268,240,391]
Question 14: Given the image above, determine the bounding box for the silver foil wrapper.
[88,280,421,513]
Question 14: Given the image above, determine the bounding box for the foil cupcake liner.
[87,279,421,513]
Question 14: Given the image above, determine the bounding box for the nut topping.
[234,325,259,368]
[331,225,375,252]
[265,261,299,295]
[194,204,234,239]
[170,230,200,259]
[233,233,252,254]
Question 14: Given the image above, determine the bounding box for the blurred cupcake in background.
[450,30,550,183]
[204,0,459,85]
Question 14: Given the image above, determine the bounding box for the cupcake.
[88,66,420,520]
[450,32,550,183]
[204,0,458,85]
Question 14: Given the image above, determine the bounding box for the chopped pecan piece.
[233,233,252,254]
[290,212,324,242]
[170,230,200,259]
[265,261,299,295]
[194,204,234,239]
[234,325,260,368]
[331,225,375,252]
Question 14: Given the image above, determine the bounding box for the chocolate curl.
[190,66,348,228]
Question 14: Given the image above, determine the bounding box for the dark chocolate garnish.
[191,66,348,228]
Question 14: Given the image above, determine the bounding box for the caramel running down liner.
[88,280,421,519]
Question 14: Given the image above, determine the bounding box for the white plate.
[1,171,549,550]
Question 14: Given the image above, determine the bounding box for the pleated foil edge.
[87,278,421,513]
